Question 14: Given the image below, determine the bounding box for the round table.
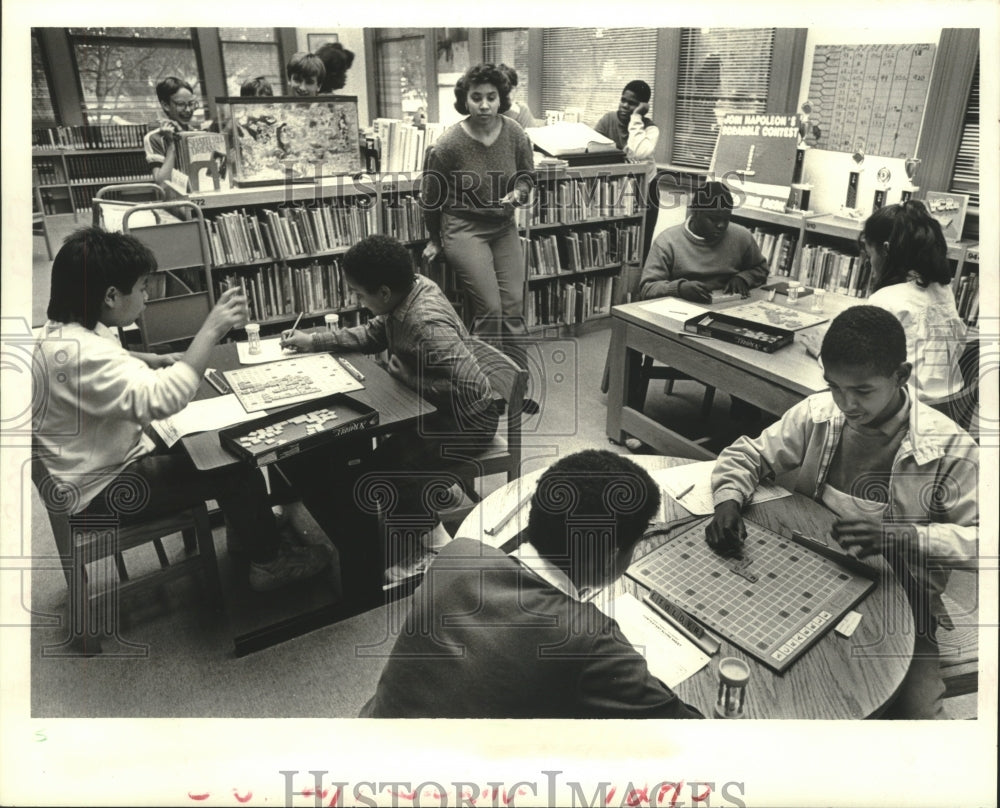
[457,455,914,719]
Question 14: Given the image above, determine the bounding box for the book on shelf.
[221,259,358,323]
[527,276,616,328]
[371,118,445,175]
[954,272,979,326]
[32,123,148,151]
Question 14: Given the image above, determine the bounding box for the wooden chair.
[33,186,55,259]
[442,336,530,505]
[31,452,223,654]
[928,339,980,440]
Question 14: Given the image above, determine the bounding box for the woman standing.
[422,63,535,366]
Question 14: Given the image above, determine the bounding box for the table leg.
[606,319,643,444]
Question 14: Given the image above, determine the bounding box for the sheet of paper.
[637,298,709,329]
[151,394,260,448]
[236,336,303,365]
[652,462,791,517]
[596,592,710,688]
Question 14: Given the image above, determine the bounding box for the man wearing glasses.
[144,77,214,186]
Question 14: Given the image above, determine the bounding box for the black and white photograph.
[2,3,997,806]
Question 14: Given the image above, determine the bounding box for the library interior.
[19,25,988,729]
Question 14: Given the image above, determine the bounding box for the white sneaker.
[384,550,437,585]
[249,544,332,593]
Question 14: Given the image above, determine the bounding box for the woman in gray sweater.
[421,63,535,367]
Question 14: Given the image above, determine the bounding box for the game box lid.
[684,311,794,353]
[219,394,378,468]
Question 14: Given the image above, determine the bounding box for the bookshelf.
[167,161,647,339]
[524,163,646,331]
[32,124,150,222]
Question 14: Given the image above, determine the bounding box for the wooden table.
[176,342,434,655]
[182,343,434,470]
[605,288,857,459]
[456,456,914,720]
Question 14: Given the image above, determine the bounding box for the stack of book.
[371,119,446,174]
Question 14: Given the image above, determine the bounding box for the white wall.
[796,27,942,215]
[297,29,369,127]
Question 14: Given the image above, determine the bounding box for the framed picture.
[922,191,970,242]
[307,33,338,53]
[217,96,362,187]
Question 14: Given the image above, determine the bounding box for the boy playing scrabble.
[707,306,978,719]
[33,228,331,593]
[280,234,498,591]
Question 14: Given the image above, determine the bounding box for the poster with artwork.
[219,96,362,186]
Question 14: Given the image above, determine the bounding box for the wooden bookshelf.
[33,124,150,222]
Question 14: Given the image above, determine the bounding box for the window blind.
[949,58,979,213]
[673,28,775,169]
[540,28,657,125]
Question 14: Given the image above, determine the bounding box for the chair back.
[465,337,529,481]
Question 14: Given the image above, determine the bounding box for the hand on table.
[799,330,823,359]
[677,280,712,303]
[279,329,312,352]
[147,352,183,369]
[832,517,913,558]
[705,500,746,557]
[386,354,416,386]
[724,276,751,298]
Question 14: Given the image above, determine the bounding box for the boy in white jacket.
[709,306,978,719]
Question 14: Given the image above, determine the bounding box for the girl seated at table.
[803,201,968,406]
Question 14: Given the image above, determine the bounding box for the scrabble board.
[219,395,378,467]
[627,517,877,673]
[223,353,363,413]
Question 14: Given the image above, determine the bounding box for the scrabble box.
[684,311,794,353]
[219,394,378,467]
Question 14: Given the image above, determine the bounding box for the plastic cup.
[246,323,261,355]
[324,314,340,331]
[811,288,826,312]
[787,281,802,304]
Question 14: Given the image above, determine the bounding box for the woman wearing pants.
[421,63,535,369]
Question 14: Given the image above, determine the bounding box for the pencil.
[289,312,303,333]
[674,482,696,501]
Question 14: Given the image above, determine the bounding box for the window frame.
[217,27,287,98]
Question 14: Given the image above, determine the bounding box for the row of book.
[34,153,151,188]
[371,119,446,175]
[791,245,872,297]
[954,272,979,326]
[32,124,148,151]
[379,193,428,242]
[526,276,618,328]
[524,223,642,276]
[745,227,798,277]
[205,203,378,267]
[218,260,360,323]
[530,176,641,226]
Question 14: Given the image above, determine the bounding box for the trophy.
[901,158,921,202]
[872,166,891,211]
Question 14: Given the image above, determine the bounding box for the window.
[949,56,978,237]
[541,28,657,125]
[68,27,201,126]
[672,28,776,169]
[485,28,530,99]
[219,27,284,97]
[374,28,428,120]
[31,31,58,128]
